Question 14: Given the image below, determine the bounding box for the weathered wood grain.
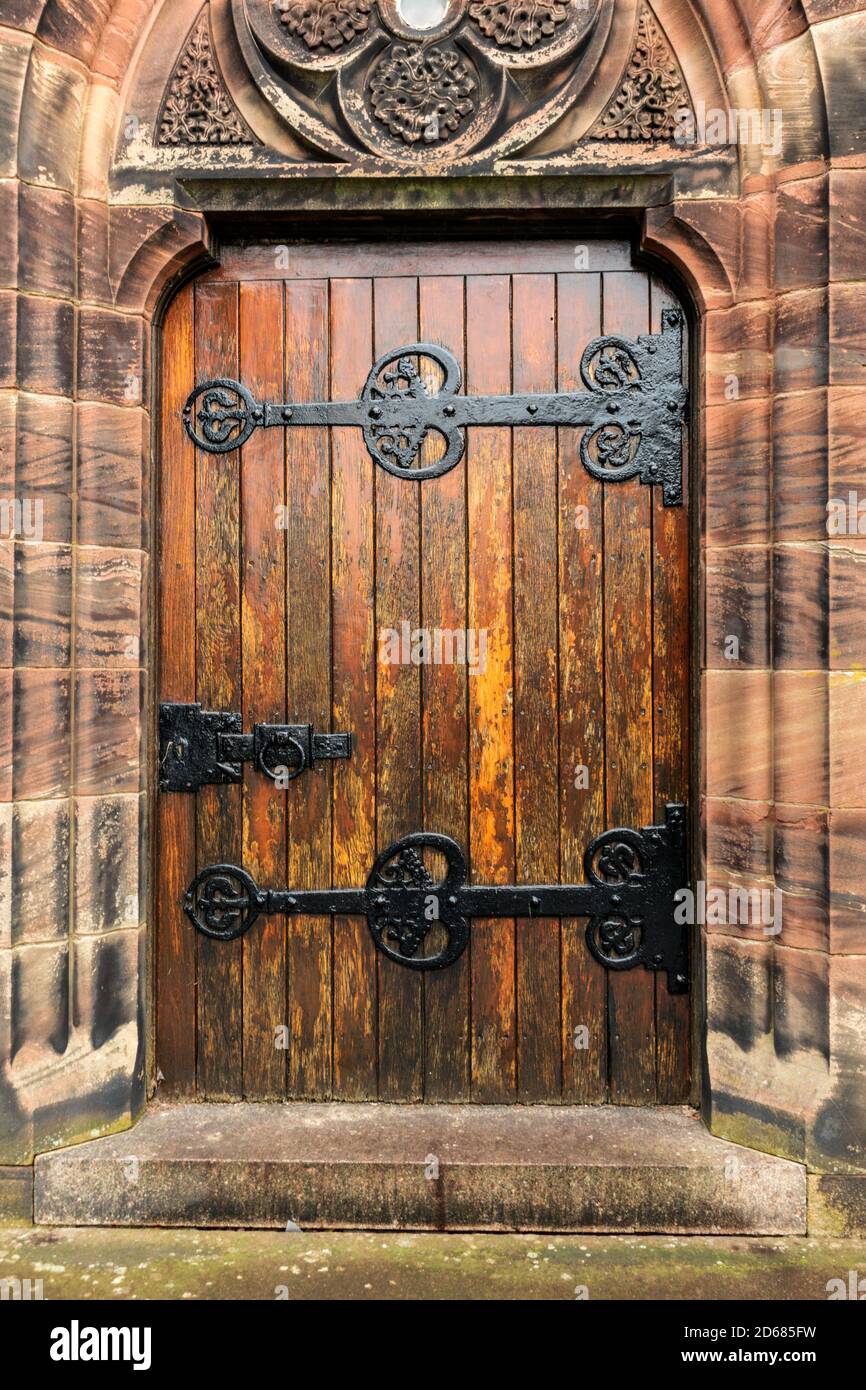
[156,282,196,1095]
[285,279,333,1099]
[240,280,287,1099]
[194,279,243,1099]
[466,274,516,1102]
[330,278,378,1100]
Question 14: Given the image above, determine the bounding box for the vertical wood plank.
[156,283,196,1094]
[195,280,243,1098]
[419,276,470,1100]
[512,273,561,1101]
[602,271,657,1104]
[285,280,333,1098]
[374,276,424,1101]
[557,272,608,1101]
[467,274,516,1102]
[651,276,691,1102]
[239,280,287,1099]
[330,278,378,1099]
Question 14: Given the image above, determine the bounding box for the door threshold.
[33,1103,805,1234]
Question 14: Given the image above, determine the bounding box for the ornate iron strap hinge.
[159,702,351,790]
[183,803,689,994]
[183,309,687,506]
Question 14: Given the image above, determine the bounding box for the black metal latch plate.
[183,803,690,995]
[160,702,352,791]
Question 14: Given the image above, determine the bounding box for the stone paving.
[2,1227,866,1301]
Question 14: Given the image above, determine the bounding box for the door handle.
[159,702,351,791]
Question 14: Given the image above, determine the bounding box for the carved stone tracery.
[276,0,374,51]
[150,1,700,160]
[589,4,692,141]
[467,0,571,50]
[369,42,477,145]
[158,12,254,147]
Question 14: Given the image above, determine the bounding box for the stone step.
[34,1103,806,1234]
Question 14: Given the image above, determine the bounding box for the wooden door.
[156,238,690,1104]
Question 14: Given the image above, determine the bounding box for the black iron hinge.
[159,702,351,791]
[183,803,690,994]
[182,310,687,506]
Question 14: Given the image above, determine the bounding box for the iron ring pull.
[256,733,308,784]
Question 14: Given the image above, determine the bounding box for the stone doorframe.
[1,4,865,1228]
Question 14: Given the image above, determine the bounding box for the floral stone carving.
[276,0,374,51]
[589,4,692,140]
[368,43,477,145]
[467,1,571,51]
[158,12,254,146]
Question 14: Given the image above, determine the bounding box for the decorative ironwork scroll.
[184,804,690,992]
[183,308,687,505]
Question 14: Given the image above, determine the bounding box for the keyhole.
[397,0,450,28]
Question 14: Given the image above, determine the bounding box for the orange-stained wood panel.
[156,240,691,1104]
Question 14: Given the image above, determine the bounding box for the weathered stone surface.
[14,392,73,543]
[36,0,114,69]
[73,794,140,935]
[775,175,829,291]
[73,669,141,795]
[773,389,829,543]
[829,673,866,808]
[16,44,87,191]
[17,182,75,298]
[810,955,866,1171]
[33,1103,807,1233]
[775,804,830,954]
[704,300,772,403]
[702,796,774,945]
[0,35,33,181]
[773,544,828,669]
[76,402,145,549]
[77,307,144,406]
[15,294,74,397]
[829,542,866,670]
[809,1174,866,1236]
[705,546,770,668]
[0,180,18,288]
[705,399,772,547]
[704,670,773,800]
[705,934,828,1165]
[0,540,12,668]
[0,1164,32,1224]
[829,809,866,955]
[830,282,866,386]
[7,1225,866,1300]
[775,289,829,395]
[13,541,71,667]
[11,668,70,800]
[773,672,829,806]
[11,797,70,945]
[75,547,142,668]
[11,940,70,1061]
[829,167,866,281]
[813,10,866,158]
